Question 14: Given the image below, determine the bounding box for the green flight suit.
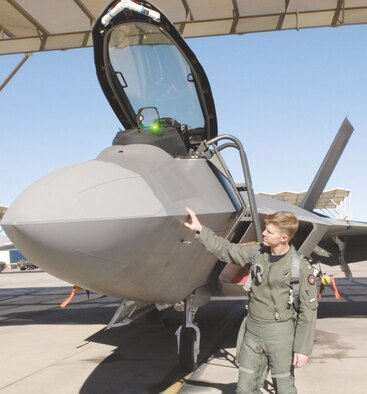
[195,226,318,394]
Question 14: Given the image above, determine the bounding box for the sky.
[1,23,367,221]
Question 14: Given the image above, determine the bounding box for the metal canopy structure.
[0,233,13,251]
[259,188,351,219]
[1,0,367,56]
[0,206,7,222]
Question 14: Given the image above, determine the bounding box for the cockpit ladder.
[195,134,262,243]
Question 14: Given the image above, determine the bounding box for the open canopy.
[92,1,217,140]
[2,0,367,55]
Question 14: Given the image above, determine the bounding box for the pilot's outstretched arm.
[184,207,258,267]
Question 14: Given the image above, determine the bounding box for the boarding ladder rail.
[194,134,262,243]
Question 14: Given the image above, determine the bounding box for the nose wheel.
[178,326,199,371]
[175,297,200,372]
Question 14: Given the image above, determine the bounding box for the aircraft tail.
[298,117,354,211]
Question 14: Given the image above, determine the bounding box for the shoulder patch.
[307,274,316,285]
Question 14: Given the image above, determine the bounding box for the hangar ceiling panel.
[1,0,367,55]
[259,189,351,210]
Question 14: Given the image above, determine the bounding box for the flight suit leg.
[236,330,268,394]
[264,320,297,394]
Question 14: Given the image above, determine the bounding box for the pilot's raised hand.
[184,207,203,233]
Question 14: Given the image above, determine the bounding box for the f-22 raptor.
[2,0,367,371]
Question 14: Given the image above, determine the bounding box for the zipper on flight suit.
[267,261,281,320]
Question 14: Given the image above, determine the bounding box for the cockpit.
[93,1,217,157]
[108,23,204,131]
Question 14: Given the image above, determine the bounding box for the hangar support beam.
[0,53,31,92]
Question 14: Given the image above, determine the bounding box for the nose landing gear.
[175,299,200,372]
[175,292,206,372]
[178,324,200,372]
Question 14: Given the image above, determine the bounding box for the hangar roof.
[1,0,367,55]
[259,188,350,209]
[0,206,7,221]
[259,188,351,218]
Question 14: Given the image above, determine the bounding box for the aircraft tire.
[179,327,198,372]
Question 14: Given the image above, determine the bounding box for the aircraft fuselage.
[2,144,237,303]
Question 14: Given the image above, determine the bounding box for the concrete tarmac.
[0,270,242,394]
[0,263,366,394]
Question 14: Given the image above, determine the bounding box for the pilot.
[184,208,318,394]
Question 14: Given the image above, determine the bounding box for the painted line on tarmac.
[161,376,190,394]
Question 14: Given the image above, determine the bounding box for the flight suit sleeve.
[194,226,258,267]
[293,259,318,356]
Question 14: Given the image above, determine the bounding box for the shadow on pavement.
[80,301,244,394]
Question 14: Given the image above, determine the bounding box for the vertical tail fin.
[298,117,354,211]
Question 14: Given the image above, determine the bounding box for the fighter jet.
[2,1,367,371]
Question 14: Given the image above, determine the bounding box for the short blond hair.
[264,211,299,240]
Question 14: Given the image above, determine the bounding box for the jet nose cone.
[3,159,163,225]
[1,155,165,287]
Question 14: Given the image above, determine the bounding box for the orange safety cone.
[331,276,341,299]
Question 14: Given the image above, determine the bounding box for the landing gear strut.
[333,236,353,280]
[175,286,211,371]
[175,296,200,372]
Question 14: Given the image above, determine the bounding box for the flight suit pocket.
[305,289,318,310]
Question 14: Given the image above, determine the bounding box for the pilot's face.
[262,223,288,248]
